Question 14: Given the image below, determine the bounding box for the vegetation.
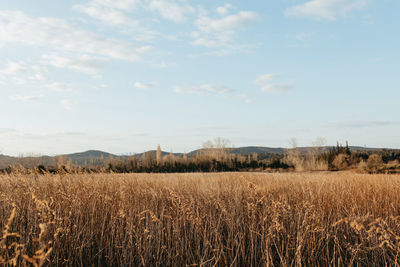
[1,138,399,175]
[2,142,400,175]
[1,172,400,266]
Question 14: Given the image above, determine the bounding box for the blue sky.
[0,0,399,155]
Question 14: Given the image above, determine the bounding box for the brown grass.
[1,172,400,266]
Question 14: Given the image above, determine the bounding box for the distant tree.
[367,154,383,172]
[156,145,162,165]
[202,137,231,162]
[332,154,349,170]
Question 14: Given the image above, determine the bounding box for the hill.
[62,150,118,165]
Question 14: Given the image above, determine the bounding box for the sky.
[0,0,399,156]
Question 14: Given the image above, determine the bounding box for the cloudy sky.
[0,0,399,155]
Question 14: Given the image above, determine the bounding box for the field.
[1,172,400,266]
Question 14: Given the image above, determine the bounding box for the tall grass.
[1,172,400,266]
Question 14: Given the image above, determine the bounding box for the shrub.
[367,154,383,173]
[332,153,349,170]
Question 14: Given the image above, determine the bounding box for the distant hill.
[0,154,53,169]
[62,150,118,165]
[230,146,286,154]
[348,146,382,151]
[0,154,16,168]
[65,150,184,165]
[188,146,286,156]
[186,146,394,157]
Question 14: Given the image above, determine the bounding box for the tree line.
[1,140,400,174]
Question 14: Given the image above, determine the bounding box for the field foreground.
[1,172,400,266]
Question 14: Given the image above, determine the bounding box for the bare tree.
[156,145,162,165]
[202,137,231,162]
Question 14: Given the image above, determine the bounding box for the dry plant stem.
[1,172,400,266]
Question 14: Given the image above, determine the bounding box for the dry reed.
[1,172,400,266]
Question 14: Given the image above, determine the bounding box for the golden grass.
[1,172,400,266]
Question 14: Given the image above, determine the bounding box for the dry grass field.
[1,172,400,266]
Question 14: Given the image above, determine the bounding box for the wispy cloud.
[254,74,293,93]
[191,11,260,48]
[149,0,195,23]
[0,61,27,75]
[285,0,369,21]
[216,4,235,15]
[0,61,47,83]
[43,54,105,74]
[73,0,158,42]
[73,1,258,55]
[0,10,150,61]
[47,82,73,92]
[134,81,157,89]
[9,95,43,102]
[173,84,234,96]
[74,0,141,27]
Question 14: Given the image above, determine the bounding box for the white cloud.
[0,61,47,83]
[260,84,293,93]
[195,11,259,33]
[43,54,105,74]
[0,10,149,61]
[9,95,43,102]
[1,61,25,75]
[190,43,259,57]
[285,0,369,21]
[190,31,232,48]
[134,81,157,89]
[192,11,260,48]
[74,0,140,27]
[60,99,74,110]
[47,82,73,92]
[94,0,141,10]
[173,84,233,95]
[254,74,293,93]
[149,0,194,23]
[216,4,234,15]
[254,74,279,84]
[74,0,158,42]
